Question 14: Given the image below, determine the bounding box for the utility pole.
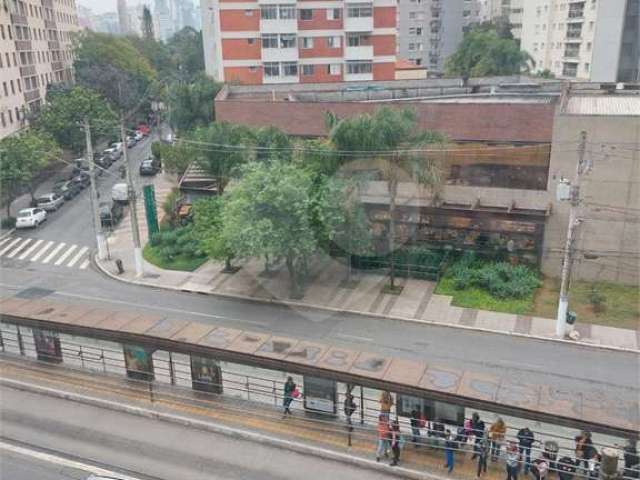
[120,117,144,277]
[84,119,107,260]
[556,131,587,338]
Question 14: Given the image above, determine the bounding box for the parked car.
[94,154,111,170]
[54,180,81,200]
[139,159,159,176]
[36,193,64,211]
[126,136,136,148]
[103,147,121,162]
[72,158,90,176]
[99,201,124,228]
[16,208,47,229]
[71,172,91,189]
[111,183,129,204]
[137,124,150,136]
[111,142,123,153]
[134,131,144,142]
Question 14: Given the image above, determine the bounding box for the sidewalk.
[0,356,518,480]
[97,175,639,353]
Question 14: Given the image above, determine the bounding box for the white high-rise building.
[520,0,639,82]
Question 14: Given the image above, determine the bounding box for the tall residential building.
[201,0,397,84]
[0,0,80,139]
[520,0,639,82]
[397,0,480,71]
[155,0,174,41]
[118,0,130,34]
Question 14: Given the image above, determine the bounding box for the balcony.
[44,19,57,29]
[345,16,373,32]
[25,89,41,103]
[20,65,37,76]
[345,72,373,81]
[345,45,373,60]
[260,19,297,34]
[10,13,28,25]
[261,47,298,62]
[48,40,61,51]
[42,0,53,7]
[52,61,64,71]
[15,40,32,51]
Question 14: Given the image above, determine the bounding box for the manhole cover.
[14,287,55,299]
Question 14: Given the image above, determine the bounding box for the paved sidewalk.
[97,176,639,353]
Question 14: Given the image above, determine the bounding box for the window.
[247,38,255,45]
[8,109,13,123]
[347,33,369,46]
[264,62,280,77]
[279,5,296,19]
[327,36,341,48]
[249,66,257,72]
[408,43,415,51]
[301,37,314,49]
[328,64,341,75]
[282,61,298,76]
[416,27,422,35]
[261,6,277,19]
[0,112,5,128]
[562,62,578,77]
[409,27,416,35]
[299,9,313,20]
[416,42,423,51]
[262,34,278,48]
[347,4,372,17]
[409,12,416,19]
[584,62,590,72]
[586,42,592,51]
[302,65,314,75]
[280,34,296,48]
[244,9,253,16]
[415,58,422,65]
[0,25,4,40]
[346,60,372,74]
[327,8,341,20]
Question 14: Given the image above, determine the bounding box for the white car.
[16,208,47,228]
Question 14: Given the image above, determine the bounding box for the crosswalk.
[0,236,91,270]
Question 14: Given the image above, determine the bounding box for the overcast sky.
[77,0,151,15]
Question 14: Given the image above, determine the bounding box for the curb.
[1,377,443,480]
[93,252,639,355]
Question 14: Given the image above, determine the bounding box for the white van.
[111,183,129,204]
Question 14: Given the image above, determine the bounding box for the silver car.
[36,193,64,211]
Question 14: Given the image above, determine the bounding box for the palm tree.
[328,107,446,290]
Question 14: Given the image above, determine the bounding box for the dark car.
[99,201,124,228]
[139,159,159,176]
[54,180,81,200]
[71,172,91,189]
[72,159,90,177]
[94,154,112,169]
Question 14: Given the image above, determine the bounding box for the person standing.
[410,408,421,447]
[575,431,595,471]
[344,392,356,426]
[389,419,402,467]
[379,391,394,418]
[476,434,490,479]
[517,426,535,475]
[282,376,296,416]
[489,418,507,461]
[375,414,390,462]
[471,413,486,460]
[444,430,456,473]
[506,441,520,480]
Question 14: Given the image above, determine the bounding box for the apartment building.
[0,0,79,139]
[201,0,397,84]
[397,0,480,71]
[521,0,639,82]
[476,0,523,39]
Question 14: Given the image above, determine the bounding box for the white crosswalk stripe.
[0,238,22,257]
[19,239,43,260]
[42,242,66,264]
[0,236,15,248]
[6,238,31,259]
[79,259,90,270]
[66,246,88,267]
[54,244,77,266]
[30,240,54,262]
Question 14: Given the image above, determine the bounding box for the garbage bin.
[566,311,577,325]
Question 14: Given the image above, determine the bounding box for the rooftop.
[564,94,640,116]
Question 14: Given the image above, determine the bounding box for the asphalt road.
[0,385,398,480]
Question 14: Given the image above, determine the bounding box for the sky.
[77,0,150,15]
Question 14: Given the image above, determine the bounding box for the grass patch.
[532,277,639,329]
[436,276,534,315]
[143,243,207,272]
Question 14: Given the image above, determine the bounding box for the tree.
[0,131,61,216]
[37,86,117,154]
[328,107,445,290]
[168,73,221,132]
[251,125,292,163]
[222,161,317,298]
[445,27,531,80]
[192,196,236,272]
[166,27,205,82]
[142,6,154,41]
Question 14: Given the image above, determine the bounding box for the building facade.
[0,0,79,139]
[396,0,479,71]
[201,0,397,84]
[520,0,639,82]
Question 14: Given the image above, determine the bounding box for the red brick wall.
[224,67,263,85]
[371,34,395,56]
[372,62,395,80]
[216,100,556,142]
[300,64,343,83]
[298,8,343,30]
[299,37,343,58]
[373,7,396,28]
[220,9,259,31]
[222,38,261,60]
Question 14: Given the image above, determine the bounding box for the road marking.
[18,239,43,260]
[0,238,22,257]
[42,242,66,264]
[6,238,31,259]
[30,240,54,262]
[0,236,14,247]
[54,245,77,266]
[79,259,90,270]
[0,440,144,480]
[336,333,373,342]
[66,246,88,267]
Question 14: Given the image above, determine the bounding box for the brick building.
[201,0,397,85]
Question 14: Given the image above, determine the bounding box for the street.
[0,385,398,480]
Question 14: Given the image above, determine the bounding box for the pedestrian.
[471,412,486,460]
[489,417,506,461]
[476,434,490,479]
[410,408,421,447]
[344,392,357,426]
[575,431,595,471]
[390,419,403,467]
[375,414,391,462]
[623,439,639,480]
[464,416,473,443]
[379,391,394,418]
[531,457,549,480]
[517,426,535,475]
[506,441,520,480]
[282,376,296,416]
[444,429,456,473]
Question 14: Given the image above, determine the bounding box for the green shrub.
[1,217,16,229]
[588,287,607,313]
[448,260,540,299]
